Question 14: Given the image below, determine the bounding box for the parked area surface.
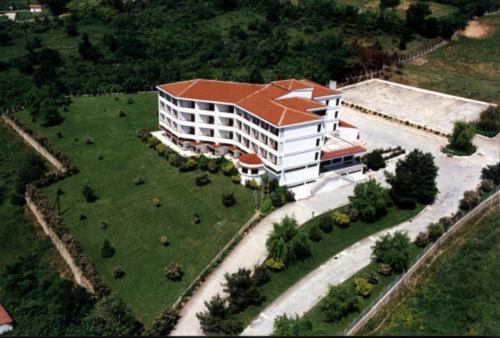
[241,107,499,335]
[341,79,490,134]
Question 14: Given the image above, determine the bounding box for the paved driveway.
[241,108,499,335]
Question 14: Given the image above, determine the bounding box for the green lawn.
[391,14,500,104]
[15,93,255,325]
[234,204,424,326]
[359,207,500,336]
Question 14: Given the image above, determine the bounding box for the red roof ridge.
[272,99,320,120]
[177,79,200,97]
[236,84,273,105]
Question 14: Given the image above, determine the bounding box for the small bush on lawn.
[117,110,126,118]
[308,224,322,242]
[84,136,95,145]
[221,162,237,176]
[153,197,161,207]
[147,136,161,148]
[195,173,210,186]
[196,155,210,170]
[168,153,183,167]
[127,97,134,104]
[101,239,115,258]
[82,185,98,202]
[136,128,150,142]
[265,258,285,271]
[160,236,170,246]
[478,179,495,194]
[179,158,198,172]
[207,160,219,173]
[245,179,258,190]
[79,214,87,220]
[459,190,480,211]
[319,214,334,233]
[100,220,109,229]
[222,192,236,207]
[192,214,201,224]
[164,262,183,281]
[378,263,392,276]
[252,265,271,286]
[426,223,444,242]
[113,266,126,278]
[414,231,429,247]
[438,216,454,231]
[347,207,359,222]
[363,272,379,284]
[155,143,167,156]
[133,176,145,185]
[333,211,350,228]
[231,174,241,184]
[349,180,391,222]
[354,277,373,297]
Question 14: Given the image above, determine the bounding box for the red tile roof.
[158,78,340,127]
[320,146,366,161]
[339,120,357,129]
[239,153,263,165]
[0,305,13,326]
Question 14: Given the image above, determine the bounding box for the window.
[315,152,319,161]
[336,98,340,106]
[333,123,337,131]
[344,155,354,162]
[251,169,258,175]
[242,168,248,174]
[317,124,321,132]
[208,103,214,111]
[160,113,165,121]
[160,101,165,109]
[316,138,320,147]
[326,99,329,105]
[159,91,165,98]
[284,166,305,173]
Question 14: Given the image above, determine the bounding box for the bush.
[195,173,210,186]
[478,179,495,194]
[164,262,183,281]
[308,224,322,242]
[192,214,201,224]
[320,284,360,322]
[147,136,161,148]
[180,158,198,172]
[252,265,270,286]
[459,190,480,211]
[438,216,454,231]
[155,143,167,156]
[414,231,429,247]
[333,211,350,228]
[347,207,359,222]
[265,258,285,271]
[207,160,219,173]
[245,179,258,190]
[160,236,169,246]
[221,162,237,176]
[266,216,311,267]
[273,314,315,336]
[133,176,145,185]
[363,272,379,285]
[372,231,411,272]
[148,306,180,336]
[136,128,150,142]
[319,214,334,233]
[260,197,273,214]
[481,162,499,185]
[363,149,386,171]
[378,263,392,276]
[354,277,373,297]
[447,121,476,154]
[231,174,241,184]
[79,214,87,220]
[153,197,161,207]
[349,180,391,222]
[117,110,126,118]
[475,105,499,136]
[101,239,115,258]
[82,185,98,202]
[84,136,95,145]
[113,266,126,278]
[427,223,444,242]
[222,192,236,207]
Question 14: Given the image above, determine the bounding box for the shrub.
[414,231,429,247]
[222,192,236,207]
[354,277,373,297]
[113,266,126,278]
[363,272,379,284]
[82,185,98,202]
[100,220,109,229]
[426,223,444,242]
[260,197,273,214]
[133,176,145,185]
[438,216,454,231]
[192,214,201,224]
[196,155,210,170]
[252,265,270,286]
[266,216,311,266]
[320,284,360,322]
[273,314,315,336]
[231,174,241,184]
[160,236,169,246]
[195,174,210,186]
[84,136,95,145]
[378,263,392,276]
[475,105,500,136]
[136,128,150,142]
[372,231,411,272]
[308,224,322,242]
[333,211,350,228]
[183,158,198,171]
[117,110,126,118]
[155,143,167,156]
[79,214,87,220]
[101,239,115,258]
[265,258,285,271]
[459,190,480,211]
[447,121,476,154]
[349,180,391,222]
[245,179,258,190]
[221,162,237,176]
[481,162,500,185]
[478,179,495,194]
[153,197,161,207]
[148,306,180,336]
[207,160,219,173]
[363,149,386,171]
[347,207,359,222]
[319,214,334,233]
[147,136,161,148]
[164,262,183,281]
[127,98,134,104]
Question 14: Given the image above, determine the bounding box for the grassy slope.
[392,14,500,104]
[15,93,255,324]
[359,207,500,335]
[235,204,424,325]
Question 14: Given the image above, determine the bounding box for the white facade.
[0,324,13,334]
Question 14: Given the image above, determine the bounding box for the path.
[171,183,356,335]
[241,108,499,335]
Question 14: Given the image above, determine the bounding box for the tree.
[41,0,69,16]
[101,239,115,258]
[481,162,500,185]
[82,295,143,335]
[320,284,360,322]
[272,314,315,336]
[64,15,78,37]
[426,222,444,242]
[349,180,391,222]
[414,231,429,247]
[79,33,101,62]
[380,0,400,10]
[266,216,311,266]
[39,98,64,126]
[223,268,264,313]
[371,231,411,272]
[459,190,480,211]
[476,106,500,136]
[148,306,180,336]
[308,224,322,242]
[447,121,476,154]
[385,149,438,207]
[196,294,243,335]
[363,149,386,171]
[16,154,46,193]
[252,265,270,286]
[406,2,431,32]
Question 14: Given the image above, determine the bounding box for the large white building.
[155,79,365,190]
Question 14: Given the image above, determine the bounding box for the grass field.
[234,204,424,326]
[338,0,457,18]
[358,206,500,336]
[16,93,255,325]
[391,14,500,104]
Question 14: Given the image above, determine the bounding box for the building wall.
[0,324,13,334]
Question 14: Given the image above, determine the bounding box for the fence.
[344,189,500,335]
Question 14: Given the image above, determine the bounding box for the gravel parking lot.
[341,79,491,134]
